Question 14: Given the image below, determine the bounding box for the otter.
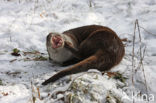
[42,25,125,85]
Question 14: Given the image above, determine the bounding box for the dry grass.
[30,80,42,103]
[131,19,150,102]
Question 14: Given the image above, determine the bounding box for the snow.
[64,72,128,103]
[0,0,156,103]
[0,84,30,103]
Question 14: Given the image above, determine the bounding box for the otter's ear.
[48,32,53,35]
[46,33,52,42]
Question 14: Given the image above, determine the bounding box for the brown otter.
[42,25,125,85]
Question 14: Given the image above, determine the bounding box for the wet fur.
[42,25,125,85]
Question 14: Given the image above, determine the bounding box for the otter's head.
[46,32,74,63]
[47,32,64,49]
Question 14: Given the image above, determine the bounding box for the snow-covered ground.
[0,0,156,103]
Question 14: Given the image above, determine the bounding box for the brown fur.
[42,25,125,85]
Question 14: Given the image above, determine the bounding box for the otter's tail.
[42,55,98,85]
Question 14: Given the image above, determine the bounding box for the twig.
[132,19,149,102]
[132,20,137,85]
[37,87,41,100]
[131,19,137,103]
[140,56,148,95]
[136,20,141,42]
[89,0,92,7]
[139,26,156,36]
[31,81,36,103]
[29,0,38,26]
[136,20,148,96]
